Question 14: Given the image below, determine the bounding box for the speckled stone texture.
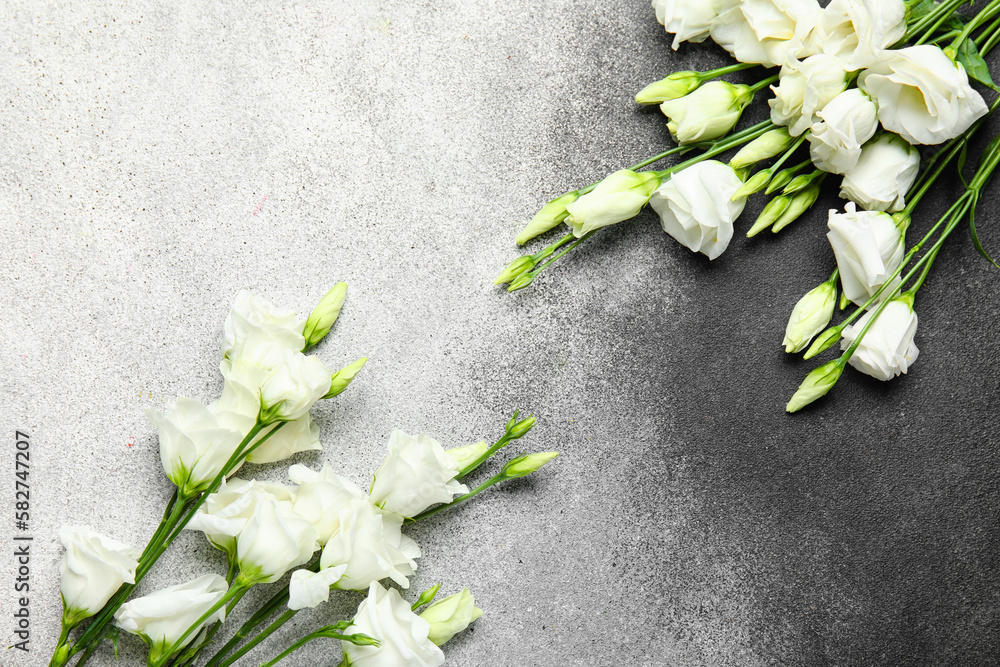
[2,0,1000,665]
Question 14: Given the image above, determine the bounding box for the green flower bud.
[420,589,484,646]
[786,360,845,413]
[507,272,535,292]
[502,452,558,478]
[445,441,489,471]
[732,169,772,200]
[803,326,843,359]
[747,196,790,237]
[635,71,702,105]
[782,170,823,195]
[729,128,795,169]
[660,82,754,145]
[772,182,821,232]
[839,290,850,310]
[507,414,537,439]
[494,255,537,285]
[321,357,368,399]
[765,166,799,194]
[410,583,442,611]
[565,170,660,237]
[302,283,347,350]
[783,280,837,353]
[516,192,579,245]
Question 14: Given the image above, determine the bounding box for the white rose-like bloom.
[652,0,718,49]
[245,414,321,464]
[769,54,849,136]
[145,397,245,496]
[258,349,332,423]
[289,463,366,543]
[342,582,445,667]
[841,297,919,380]
[840,133,919,212]
[320,498,421,590]
[649,160,746,260]
[222,290,305,364]
[807,89,879,174]
[114,574,228,661]
[859,45,988,144]
[287,564,349,611]
[236,497,319,584]
[711,0,821,68]
[827,203,905,305]
[563,169,661,237]
[184,478,297,561]
[659,81,753,144]
[808,0,906,70]
[369,430,469,519]
[59,526,140,625]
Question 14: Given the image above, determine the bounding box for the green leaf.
[957,142,969,188]
[969,195,1000,269]
[956,37,999,90]
[908,0,934,21]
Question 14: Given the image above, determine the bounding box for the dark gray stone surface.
[2,0,999,665]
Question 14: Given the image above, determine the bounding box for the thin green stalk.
[698,62,758,80]
[979,13,1000,53]
[410,473,508,522]
[748,75,779,94]
[947,0,1000,53]
[215,610,298,667]
[906,0,970,44]
[768,136,808,175]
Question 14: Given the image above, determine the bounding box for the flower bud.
[783,280,837,353]
[729,128,796,169]
[507,272,535,292]
[772,182,822,232]
[302,283,347,350]
[322,357,368,400]
[765,166,799,194]
[803,326,842,359]
[446,441,489,471]
[502,452,559,478]
[732,169,772,200]
[420,588,484,646]
[747,196,790,237]
[660,82,753,145]
[494,255,536,286]
[635,71,702,105]
[259,350,333,423]
[410,583,442,611]
[786,360,845,412]
[515,192,579,245]
[507,414,537,438]
[59,526,141,627]
[782,170,823,195]
[564,170,661,237]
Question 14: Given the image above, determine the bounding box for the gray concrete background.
[3,0,1000,665]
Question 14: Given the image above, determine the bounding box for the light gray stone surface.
[3,1,1000,666]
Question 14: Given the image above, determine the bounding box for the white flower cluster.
[146,291,337,497]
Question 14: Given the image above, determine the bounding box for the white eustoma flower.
[782,280,837,352]
[827,203,905,305]
[769,54,849,136]
[652,0,719,49]
[710,0,821,68]
[649,160,747,260]
[564,169,661,237]
[184,478,297,561]
[320,498,421,590]
[807,0,906,70]
[369,430,469,519]
[59,526,140,625]
[659,81,753,144]
[420,589,483,646]
[840,134,919,212]
[236,497,319,584]
[342,582,445,667]
[289,463,366,544]
[245,415,321,464]
[114,574,228,662]
[841,296,919,380]
[807,89,879,174]
[859,45,988,144]
[145,397,245,496]
[222,290,305,364]
[287,565,349,611]
[258,349,333,423]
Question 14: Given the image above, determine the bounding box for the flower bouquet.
[495,0,1000,412]
[49,288,557,667]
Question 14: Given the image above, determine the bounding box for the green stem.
[216,610,298,667]
[947,0,1000,53]
[748,75,779,94]
[906,0,970,44]
[409,473,508,523]
[698,62,758,80]
[978,13,1000,53]
[768,136,808,174]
